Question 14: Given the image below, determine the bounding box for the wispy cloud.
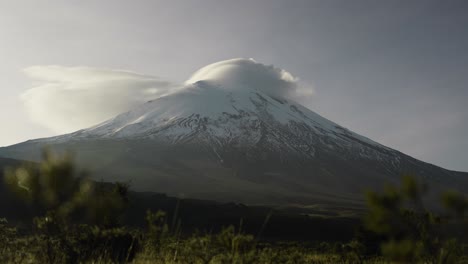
[21,66,179,133]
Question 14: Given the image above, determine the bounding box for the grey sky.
[0,0,467,171]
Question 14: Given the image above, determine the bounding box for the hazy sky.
[0,0,467,171]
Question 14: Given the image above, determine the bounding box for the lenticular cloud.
[21,59,313,133]
[186,58,300,99]
[21,66,178,133]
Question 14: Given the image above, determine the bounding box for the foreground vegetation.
[1,151,467,263]
[0,216,384,264]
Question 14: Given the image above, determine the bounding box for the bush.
[3,149,129,229]
[364,175,467,263]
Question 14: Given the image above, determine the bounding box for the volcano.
[1,59,466,212]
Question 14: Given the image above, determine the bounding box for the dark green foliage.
[0,220,141,263]
[3,149,129,228]
[364,175,467,263]
[1,149,139,263]
[442,191,468,218]
[1,151,467,263]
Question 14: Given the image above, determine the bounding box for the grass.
[2,216,466,264]
[0,222,383,264]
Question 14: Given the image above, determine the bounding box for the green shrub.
[364,175,467,263]
[4,149,129,229]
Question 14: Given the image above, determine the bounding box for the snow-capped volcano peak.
[61,78,385,166]
[75,57,309,139]
[84,81,318,135]
[34,58,386,161]
[3,58,466,207]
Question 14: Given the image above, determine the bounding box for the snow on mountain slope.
[45,59,391,163]
[45,79,394,165]
[1,58,466,208]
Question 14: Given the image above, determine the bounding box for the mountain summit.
[1,59,466,211]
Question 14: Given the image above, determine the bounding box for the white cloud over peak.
[186,58,309,100]
[21,59,314,133]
